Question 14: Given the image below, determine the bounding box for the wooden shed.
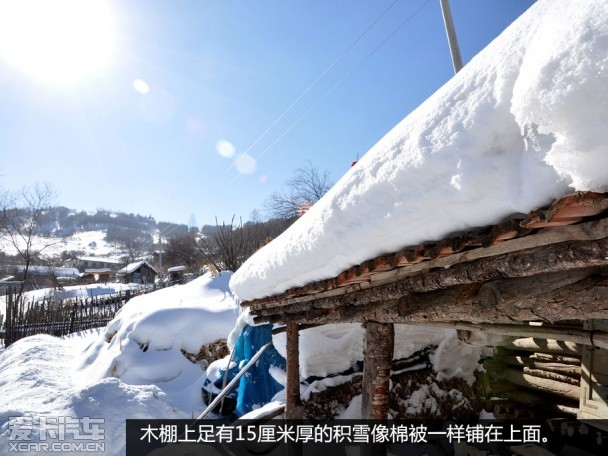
[117,261,158,285]
[227,4,608,454]
[167,265,187,285]
[240,192,608,427]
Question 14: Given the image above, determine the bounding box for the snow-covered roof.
[167,265,187,273]
[83,268,113,274]
[117,261,158,275]
[11,265,81,278]
[77,255,124,265]
[230,0,608,302]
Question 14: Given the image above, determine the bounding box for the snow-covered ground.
[273,324,483,415]
[0,272,239,455]
[271,323,480,383]
[230,0,608,302]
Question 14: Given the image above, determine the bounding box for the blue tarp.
[204,323,285,417]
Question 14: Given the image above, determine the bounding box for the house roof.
[77,256,124,265]
[10,265,81,278]
[243,192,608,325]
[84,268,113,275]
[117,261,158,275]
[230,0,608,305]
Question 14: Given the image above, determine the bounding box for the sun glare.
[0,0,116,86]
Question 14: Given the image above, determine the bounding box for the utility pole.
[158,232,163,279]
[439,0,463,73]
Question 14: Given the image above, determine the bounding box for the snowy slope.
[0,230,120,259]
[230,0,608,302]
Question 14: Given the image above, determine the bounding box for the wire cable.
[228,0,433,185]
[218,0,402,180]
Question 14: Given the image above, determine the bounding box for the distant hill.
[1,206,296,273]
[38,206,190,240]
[0,207,192,263]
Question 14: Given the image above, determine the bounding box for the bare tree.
[264,160,333,219]
[196,215,284,272]
[164,233,203,272]
[196,217,252,272]
[0,183,59,301]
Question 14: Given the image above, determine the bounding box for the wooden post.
[285,322,303,420]
[285,322,303,456]
[362,321,394,419]
[5,288,13,346]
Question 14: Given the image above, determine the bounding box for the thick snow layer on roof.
[230,0,608,302]
[10,265,80,277]
[78,255,124,264]
[117,260,157,275]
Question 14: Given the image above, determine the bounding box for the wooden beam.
[502,337,582,356]
[529,352,581,364]
[494,356,581,377]
[412,321,608,351]
[476,269,593,311]
[500,367,580,401]
[252,237,608,323]
[361,322,394,420]
[245,217,608,313]
[255,272,608,327]
[285,322,303,420]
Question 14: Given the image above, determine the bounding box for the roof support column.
[285,322,303,456]
[285,322,304,420]
[362,321,394,419]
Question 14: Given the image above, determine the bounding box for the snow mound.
[0,334,181,456]
[230,0,608,302]
[75,272,238,412]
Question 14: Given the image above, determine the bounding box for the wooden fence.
[1,288,141,347]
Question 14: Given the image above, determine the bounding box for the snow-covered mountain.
[0,206,191,260]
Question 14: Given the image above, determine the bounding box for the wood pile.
[484,335,582,418]
[181,338,229,368]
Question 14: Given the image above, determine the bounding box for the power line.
[228,0,433,185]
[218,0,402,180]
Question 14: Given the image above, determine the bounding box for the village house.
[71,255,126,272]
[117,261,158,285]
[0,265,81,291]
[167,265,187,285]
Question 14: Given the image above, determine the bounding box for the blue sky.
[0,0,535,226]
